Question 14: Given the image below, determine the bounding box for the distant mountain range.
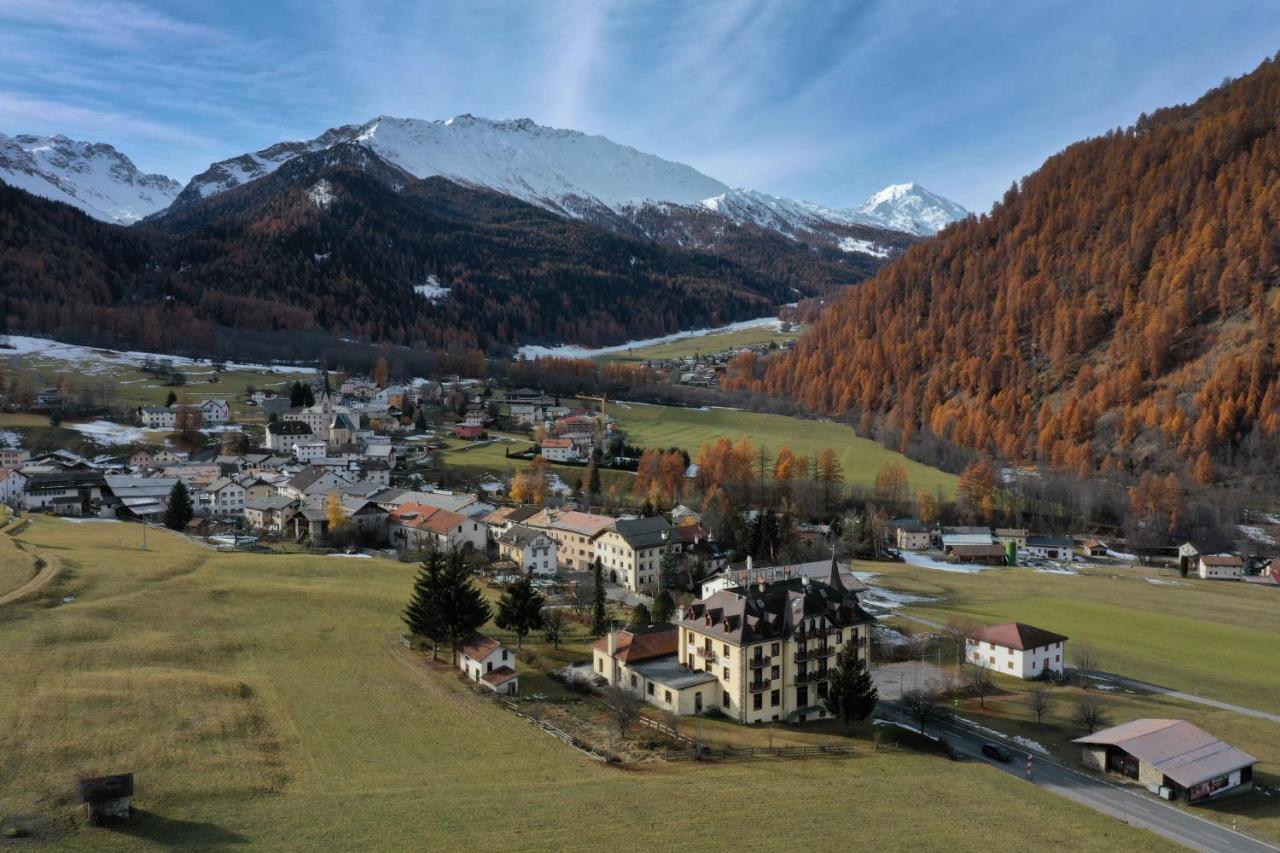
[1,114,966,244]
[0,114,966,358]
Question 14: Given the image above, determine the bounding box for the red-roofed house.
[1197,554,1244,581]
[591,624,717,715]
[459,633,519,695]
[388,503,487,553]
[540,437,575,463]
[454,424,484,441]
[966,622,1068,679]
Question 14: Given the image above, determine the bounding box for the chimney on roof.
[758,577,766,593]
[746,554,753,574]
[606,625,617,657]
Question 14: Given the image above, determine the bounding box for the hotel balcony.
[794,670,829,685]
[794,646,834,663]
[694,647,718,662]
[748,655,772,669]
[748,678,772,693]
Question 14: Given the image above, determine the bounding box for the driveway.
[872,660,958,700]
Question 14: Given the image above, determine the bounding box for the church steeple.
[826,547,844,592]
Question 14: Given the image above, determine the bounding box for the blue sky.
[2,0,1279,211]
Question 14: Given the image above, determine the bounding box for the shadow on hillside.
[111,810,249,847]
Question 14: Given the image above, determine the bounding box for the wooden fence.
[665,744,857,761]
[498,697,612,763]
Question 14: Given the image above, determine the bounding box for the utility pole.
[141,523,148,551]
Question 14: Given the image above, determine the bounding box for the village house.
[890,518,932,551]
[458,633,519,695]
[0,448,30,469]
[453,424,484,441]
[139,406,177,430]
[280,466,352,501]
[594,516,676,593]
[540,437,575,463]
[524,509,615,571]
[292,441,328,464]
[670,504,701,527]
[481,505,540,543]
[701,556,869,599]
[24,471,106,515]
[670,562,876,723]
[244,495,299,533]
[265,420,314,453]
[995,528,1028,549]
[199,399,231,424]
[0,467,28,504]
[941,526,996,552]
[592,624,717,715]
[967,622,1067,679]
[1198,554,1245,580]
[387,503,486,553]
[1024,535,1075,561]
[497,524,558,576]
[203,477,246,518]
[1074,719,1256,804]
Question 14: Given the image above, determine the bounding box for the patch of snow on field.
[0,430,20,448]
[1033,566,1077,575]
[327,552,372,559]
[1146,578,1181,586]
[1106,549,1137,562]
[0,334,317,375]
[66,420,145,445]
[836,237,889,257]
[414,274,450,302]
[900,551,996,574]
[517,316,784,359]
[1239,525,1277,545]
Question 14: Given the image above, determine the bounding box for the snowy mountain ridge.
[2,115,966,239]
[172,114,965,237]
[0,132,180,224]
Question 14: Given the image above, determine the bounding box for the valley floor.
[1,519,1166,851]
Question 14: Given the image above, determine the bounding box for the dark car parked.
[982,743,1013,762]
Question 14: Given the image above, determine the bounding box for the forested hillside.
[747,53,1280,482]
[0,143,876,358]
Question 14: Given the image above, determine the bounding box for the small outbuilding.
[1074,719,1256,804]
[78,773,134,823]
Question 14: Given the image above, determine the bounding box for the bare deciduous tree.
[1072,695,1109,735]
[966,663,995,709]
[899,685,944,733]
[1028,686,1053,724]
[603,686,643,738]
[1073,645,1101,690]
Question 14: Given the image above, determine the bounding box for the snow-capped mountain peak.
[853,182,967,235]
[0,132,180,224]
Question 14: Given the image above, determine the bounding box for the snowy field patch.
[66,420,146,446]
[836,237,889,257]
[517,316,784,360]
[1239,525,1277,545]
[414,274,450,302]
[901,551,997,574]
[0,334,317,375]
[0,429,20,448]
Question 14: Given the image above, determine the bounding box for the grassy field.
[614,402,959,497]
[861,560,1280,711]
[861,560,1280,843]
[0,519,1168,850]
[595,325,798,364]
[0,526,34,597]
[437,433,637,500]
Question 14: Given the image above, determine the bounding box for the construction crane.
[575,393,607,417]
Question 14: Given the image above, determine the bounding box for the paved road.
[1092,673,1280,725]
[883,705,1276,853]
